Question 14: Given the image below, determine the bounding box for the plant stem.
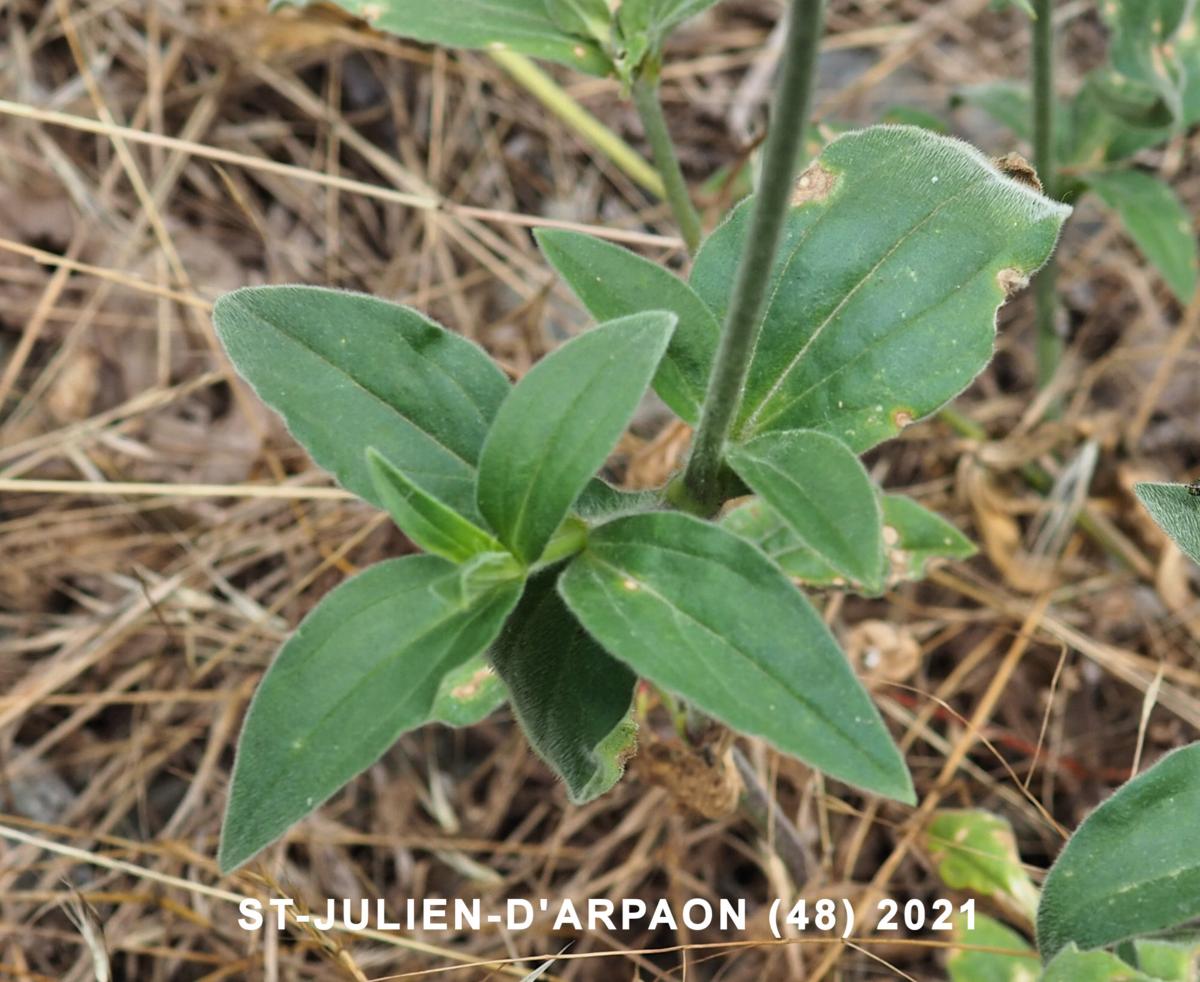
[681,0,826,512]
[488,49,665,198]
[1032,0,1060,390]
[631,69,703,255]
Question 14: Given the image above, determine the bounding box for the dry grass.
[1,0,1198,978]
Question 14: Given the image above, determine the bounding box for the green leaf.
[722,493,974,592]
[726,429,885,591]
[219,556,522,871]
[1088,0,1190,129]
[476,311,675,565]
[367,448,503,562]
[575,478,662,522]
[536,228,719,423]
[271,0,612,75]
[951,82,1034,142]
[490,569,637,801]
[926,809,1040,921]
[689,126,1070,452]
[1037,743,1200,961]
[213,286,509,522]
[946,912,1037,982]
[431,654,508,725]
[1084,170,1199,304]
[1135,483,1200,566]
[1134,938,1200,981]
[989,0,1036,17]
[1043,946,1154,981]
[558,512,914,803]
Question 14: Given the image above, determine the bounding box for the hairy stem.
[681,0,826,512]
[1032,0,1060,390]
[632,70,703,255]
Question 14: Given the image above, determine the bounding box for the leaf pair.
[272,0,722,80]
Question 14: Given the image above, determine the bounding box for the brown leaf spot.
[791,161,837,207]
[992,152,1043,192]
[997,267,1030,297]
[450,666,493,701]
[891,408,915,430]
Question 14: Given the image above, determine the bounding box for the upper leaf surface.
[558,512,914,803]
[367,447,503,563]
[219,555,522,871]
[1037,743,1200,960]
[272,0,611,74]
[213,286,509,521]
[926,809,1040,921]
[537,228,719,423]
[689,126,1070,452]
[476,311,675,565]
[946,912,1036,982]
[1043,946,1155,981]
[1135,482,1200,566]
[1085,170,1199,304]
[727,429,885,591]
[490,569,637,802]
[431,653,508,726]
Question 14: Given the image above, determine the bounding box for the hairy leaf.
[367,448,503,562]
[690,126,1070,452]
[491,570,637,801]
[1135,483,1200,566]
[926,809,1039,921]
[477,311,675,565]
[536,228,719,422]
[723,492,974,592]
[947,912,1037,982]
[213,286,508,521]
[727,429,885,591]
[1085,170,1199,304]
[219,556,522,871]
[558,512,914,803]
[1037,743,1200,961]
[270,0,611,74]
[432,654,508,726]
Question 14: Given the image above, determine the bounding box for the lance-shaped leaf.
[476,311,675,565]
[926,809,1040,922]
[367,447,502,563]
[947,912,1036,982]
[490,569,637,801]
[431,654,508,726]
[270,0,612,75]
[727,429,885,592]
[536,229,719,423]
[1135,483,1200,566]
[558,512,914,803]
[213,286,509,521]
[219,556,522,871]
[1085,170,1199,304]
[1037,743,1200,961]
[723,493,974,592]
[1043,946,1155,981]
[689,126,1070,452]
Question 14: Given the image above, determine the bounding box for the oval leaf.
[926,809,1040,921]
[272,0,611,74]
[727,429,885,591]
[219,556,522,871]
[689,126,1070,452]
[558,512,914,803]
[491,569,637,802]
[1086,170,1198,304]
[367,447,502,562]
[476,311,675,565]
[536,228,720,422]
[1037,743,1200,961]
[213,286,509,521]
[1135,483,1200,566]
